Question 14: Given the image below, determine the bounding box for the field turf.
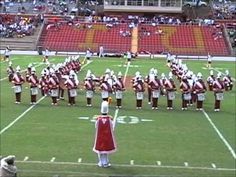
[0,55,235,177]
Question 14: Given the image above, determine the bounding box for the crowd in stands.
[212,0,236,19]
[0,14,40,38]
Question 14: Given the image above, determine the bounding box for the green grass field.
[0,55,235,177]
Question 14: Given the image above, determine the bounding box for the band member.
[180,75,191,110]
[43,47,50,63]
[11,66,25,104]
[7,61,14,82]
[160,72,166,96]
[84,48,92,63]
[93,101,117,168]
[223,70,233,91]
[193,73,207,110]
[27,67,39,104]
[145,68,155,104]
[213,73,224,112]
[207,70,215,91]
[113,72,125,109]
[48,72,59,105]
[84,72,95,106]
[99,46,104,58]
[25,63,32,82]
[149,72,161,109]
[126,51,132,62]
[207,53,212,68]
[4,46,11,61]
[133,75,145,109]
[39,69,49,96]
[55,69,65,100]
[100,75,112,101]
[65,73,78,106]
[164,72,176,110]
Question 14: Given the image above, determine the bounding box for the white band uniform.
[101,91,109,99]
[136,92,144,100]
[86,90,93,98]
[167,91,175,100]
[31,87,38,95]
[14,85,22,93]
[216,93,224,100]
[197,93,205,101]
[69,89,77,97]
[115,90,123,99]
[152,90,160,98]
[51,89,59,97]
[183,93,191,100]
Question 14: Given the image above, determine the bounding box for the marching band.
[6,55,234,112]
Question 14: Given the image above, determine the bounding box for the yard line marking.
[78,117,89,120]
[0,96,46,135]
[202,109,236,159]
[23,156,29,161]
[130,160,134,165]
[156,161,161,166]
[123,61,130,84]
[16,160,236,171]
[112,109,119,130]
[50,157,56,162]
[212,163,216,169]
[113,61,131,129]
[78,158,82,163]
[184,162,189,167]
[0,60,93,135]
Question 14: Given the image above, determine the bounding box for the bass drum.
[59,78,67,90]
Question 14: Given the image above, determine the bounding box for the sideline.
[0,60,93,134]
[202,109,236,159]
[16,160,236,172]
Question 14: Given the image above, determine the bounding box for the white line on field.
[0,96,46,135]
[156,161,161,166]
[23,156,29,161]
[78,158,82,163]
[212,163,216,169]
[50,157,56,162]
[202,109,236,159]
[0,60,93,134]
[16,160,236,171]
[130,160,134,165]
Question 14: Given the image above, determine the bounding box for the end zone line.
[202,109,236,159]
[0,60,93,135]
[113,61,131,129]
[16,160,236,171]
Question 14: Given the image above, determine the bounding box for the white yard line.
[0,61,93,134]
[113,61,131,129]
[16,160,236,171]
[0,96,46,135]
[202,109,236,159]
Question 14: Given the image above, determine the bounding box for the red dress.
[93,116,117,154]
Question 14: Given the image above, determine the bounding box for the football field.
[0,55,235,177]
